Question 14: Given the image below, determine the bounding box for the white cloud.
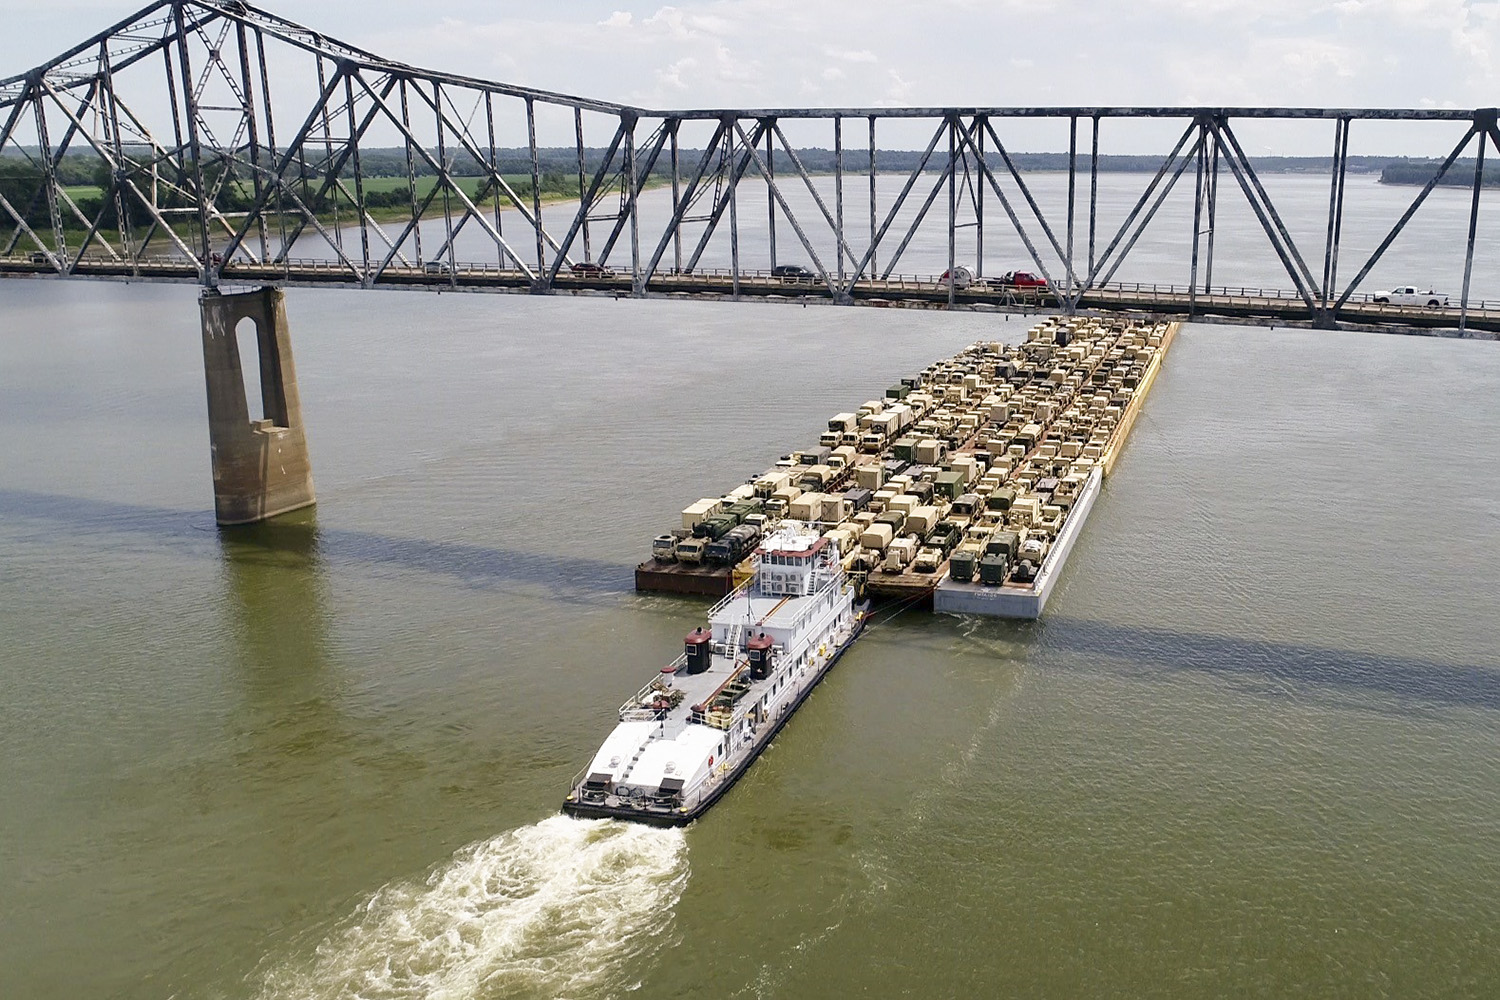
[656,56,698,91]
[2,0,1496,152]
[825,47,879,63]
[643,6,690,38]
[885,69,916,105]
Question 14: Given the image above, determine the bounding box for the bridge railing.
[10,246,1498,314]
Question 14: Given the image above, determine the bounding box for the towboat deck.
[563,603,867,825]
[617,648,744,739]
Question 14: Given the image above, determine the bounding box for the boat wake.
[255,815,689,1000]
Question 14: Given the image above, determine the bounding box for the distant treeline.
[6,146,1492,217]
[0,157,587,230]
[0,156,106,188]
[1378,159,1500,187]
[784,150,1398,174]
[0,145,1424,184]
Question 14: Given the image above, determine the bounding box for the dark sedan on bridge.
[570,261,616,277]
[771,264,817,282]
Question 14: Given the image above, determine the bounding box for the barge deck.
[636,317,1180,617]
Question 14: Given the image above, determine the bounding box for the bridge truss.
[2,0,1498,330]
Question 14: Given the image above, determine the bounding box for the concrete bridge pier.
[199,287,315,526]
[1312,309,1340,330]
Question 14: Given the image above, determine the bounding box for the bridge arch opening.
[235,316,266,424]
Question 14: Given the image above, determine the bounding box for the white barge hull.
[934,466,1102,619]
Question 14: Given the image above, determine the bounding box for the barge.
[566,521,868,825]
[636,317,1179,617]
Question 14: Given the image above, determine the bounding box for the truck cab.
[652,534,678,561]
[676,537,711,564]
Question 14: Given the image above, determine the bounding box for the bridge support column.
[199,287,315,526]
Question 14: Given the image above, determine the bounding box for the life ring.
[708,755,714,767]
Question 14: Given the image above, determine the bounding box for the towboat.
[564,521,868,825]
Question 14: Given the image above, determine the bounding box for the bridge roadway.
[4,254,1497,335]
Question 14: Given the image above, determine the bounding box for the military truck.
[882,536,919,573]
[676,537,712,564]
[948,543,981,583]
[652,534,679,561]
[705,524,762,566]
[912,546,944,573]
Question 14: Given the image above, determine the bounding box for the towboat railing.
[618,661,688,720]
[706,579,754,620]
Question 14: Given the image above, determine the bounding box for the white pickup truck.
[1372,286,1449,307]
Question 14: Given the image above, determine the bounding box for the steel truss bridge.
[2,0,1499,334]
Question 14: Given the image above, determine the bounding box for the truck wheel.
[1427,299,1441,308]
[1373,297,1389,304]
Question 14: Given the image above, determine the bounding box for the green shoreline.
[11,176,673,257]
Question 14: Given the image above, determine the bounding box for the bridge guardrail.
[5,252,1498,312]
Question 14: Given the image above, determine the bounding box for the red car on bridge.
[999,270,1048,288]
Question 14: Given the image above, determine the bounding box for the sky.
[1,0,1497,154]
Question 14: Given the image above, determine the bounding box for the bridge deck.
[5,257,1497,336]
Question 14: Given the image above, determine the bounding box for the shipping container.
[914,438,946,465]
[906,505,940,535]
[800,447,831,466]
[753,472,791,499]
[681,498,723,528]
[842,487,874,512]
[888,494,919,517]
[859,522,895,551]
[948,546,979,583]
[934,469,966,499]
[978,552,1009,585]
[788,493,823,522]
[882,536,918,572]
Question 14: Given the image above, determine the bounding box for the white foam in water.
[256,816,689,1000]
